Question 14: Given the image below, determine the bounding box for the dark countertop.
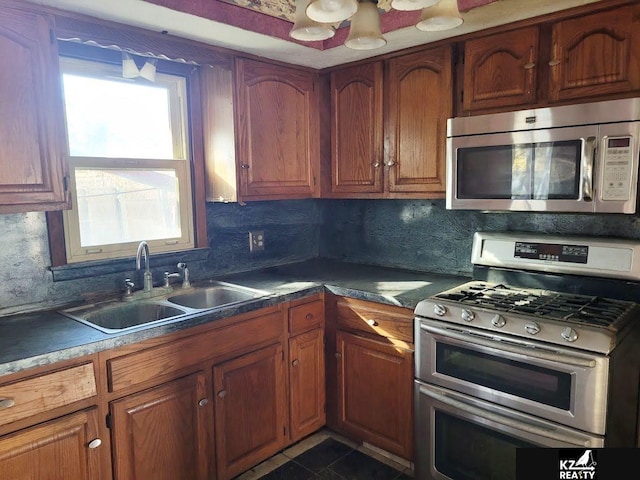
[0,259,469,378]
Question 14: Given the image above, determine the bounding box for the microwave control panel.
[601,136,633,201]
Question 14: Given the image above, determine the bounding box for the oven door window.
[435,410,535,480]
[456,140,581,200]
[436,343,572,410]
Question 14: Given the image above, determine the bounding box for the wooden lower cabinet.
[0,408,102,480]
[335,331,413,460]
[109,372,213,480]
[289,328,326,442]
[213,344,288,480]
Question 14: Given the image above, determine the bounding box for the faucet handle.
[124,278,135,297]
[163,271,180,288]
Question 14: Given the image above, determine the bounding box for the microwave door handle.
[582,136,597,201]
[419,384,594,447]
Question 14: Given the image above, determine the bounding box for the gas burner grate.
[434,282,635,327]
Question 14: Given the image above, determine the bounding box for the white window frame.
[59,56,195,263]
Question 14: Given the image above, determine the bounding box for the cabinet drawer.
[108,308,284,392]
[289,300,324,335]
[336,298,413,344]
[0,363,97,427]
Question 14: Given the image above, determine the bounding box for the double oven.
[413,232,640,480]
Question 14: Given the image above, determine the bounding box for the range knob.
[433,304,447,316]
[461,309,475,322]
[561,327,578,343]
[524,322,540,335]
[491,314,506,328]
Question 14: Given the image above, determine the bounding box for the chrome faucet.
[135,241,153,292]
[177,262,191,289]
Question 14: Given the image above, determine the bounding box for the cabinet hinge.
[283,425,287,436]
[281,350,285,362]
[63,176,69,192]
[106,413,112,429]
[313,176,317,186]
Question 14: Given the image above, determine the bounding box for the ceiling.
[30,0,604,68]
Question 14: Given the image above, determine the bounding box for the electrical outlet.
[249,231,265,252]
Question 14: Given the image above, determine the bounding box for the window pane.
[75,168,181,247]
[62,74,175,159]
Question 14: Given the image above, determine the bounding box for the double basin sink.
[60,281,271,334]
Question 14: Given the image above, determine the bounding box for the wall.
[3,197,640,314]
[0,200,320,315]
[319,199,640,276]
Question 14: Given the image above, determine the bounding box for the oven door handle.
[419,384,594,447]
[420,323,597,368]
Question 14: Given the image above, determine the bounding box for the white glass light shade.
[139,58,158,82]
[391,0,438,12]
[291,0,336,40]
[122,52,139,79]
[344,1,386,50]
[306,0,358,24]
[416,0,463,31]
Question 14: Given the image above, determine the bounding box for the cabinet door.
[463,27,539,111]
[386,46,452,196]
[336,331,413,460]
[0,4,69,213]
[289,328,326,442]
[330,62,384,195]
[0,408,102,480]
[213,344,287,480]
[549,4,640,102]
[235,58,319,200]
[110,373,212,480]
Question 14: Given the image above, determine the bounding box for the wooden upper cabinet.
[386,45,452,195]
[330,62,384,194]
[549,4,640,102]
[463,27,539,111]
[0,3,69,213]
[235,58,320,201]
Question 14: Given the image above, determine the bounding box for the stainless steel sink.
[61,301,189,334]
[59,281,270,333]
[166,281,268,310]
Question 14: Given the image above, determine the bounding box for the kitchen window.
[58,54,195,263]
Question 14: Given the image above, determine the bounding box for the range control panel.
[514,242,588,264]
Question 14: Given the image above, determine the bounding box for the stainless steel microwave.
[446,98,640,213]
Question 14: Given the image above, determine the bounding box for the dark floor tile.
[393,473,413,480]
[328,450,403,480]
[316,468,346,479]
[293,438,354,473]
[260,461,317,480]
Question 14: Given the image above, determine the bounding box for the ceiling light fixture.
[416,0,463,31]
[295,0,464,50]
[290,0,336,41]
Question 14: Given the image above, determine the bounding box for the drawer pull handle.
[305,313,314,320]
[292,359,299,366]
[366,319,378,326]
[217,390,227,398]
[198,398,209,407]
[0,398,15,408]
[88,439,102,449]
[523,62,535,70]
[548,59,561,67]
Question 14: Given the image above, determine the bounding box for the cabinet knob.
[385,161,396,167]
[366,319,378,327]
[217,390,227,398]
[0,398,15,408]
[305,313,314,320]
[240,164,250,169]
[292,359,299,366]
[335,352,342,359]
[198,398,209,407]
[548,59,561,67]
[88,439,102,449]
[372,162,380,168]
[523,62,536,70]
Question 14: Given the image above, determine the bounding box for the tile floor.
[234,429,414,480]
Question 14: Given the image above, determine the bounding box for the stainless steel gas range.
[413,232,640,480]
